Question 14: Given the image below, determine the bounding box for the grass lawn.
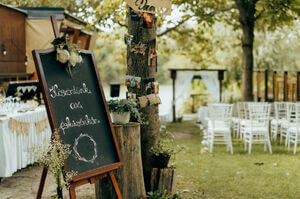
[166,121,300,199]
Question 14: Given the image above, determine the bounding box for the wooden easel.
[35,16,122,199]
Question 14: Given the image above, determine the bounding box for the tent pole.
[171,70,177,122]
[218,71,224,102]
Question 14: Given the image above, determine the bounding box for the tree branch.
[157,16,193,37]
[117,21,128,28]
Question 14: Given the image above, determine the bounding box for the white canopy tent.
[164,68,226,122]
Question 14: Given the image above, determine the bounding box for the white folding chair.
[231,103,240,138]
[207,103,233,154]
[287,103,300,154]
[235,102,248,139]
[271,102,288,141]
[280,102,294,146]
[243,103,272,154]
[239,102,259,141]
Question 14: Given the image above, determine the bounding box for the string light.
[25,55,28,66]
[1,43,6,56]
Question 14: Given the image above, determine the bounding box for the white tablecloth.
[0,106,51,177]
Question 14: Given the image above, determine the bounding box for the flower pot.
[112,112,130,124]
[152,153,171,169]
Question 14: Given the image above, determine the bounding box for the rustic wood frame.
[34,16,122,199]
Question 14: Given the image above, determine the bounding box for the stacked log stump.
[95,123,146,199]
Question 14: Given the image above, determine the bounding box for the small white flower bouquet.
[52,36,82,76]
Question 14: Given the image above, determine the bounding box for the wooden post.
[218,70,224,102]
[150,168,176,195]
[273,71,278,101]
[191,94,195,113]
[257,71,261,101]
[264,70,268,102]
[296,72,300,101]
[95,123,146,199]
[171,70,177,122]
[283,71,288,101]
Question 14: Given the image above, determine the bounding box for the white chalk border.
[73,133,98,163]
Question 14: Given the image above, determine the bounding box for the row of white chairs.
[204,102,300,154]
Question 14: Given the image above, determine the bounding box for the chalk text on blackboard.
[59,114,101,134]
[70,101,83,110]
[49,83,92,98]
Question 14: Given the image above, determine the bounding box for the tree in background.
[171,0,299,100]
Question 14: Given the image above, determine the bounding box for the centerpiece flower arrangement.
[107,99,142,124]
[51,36,82,76]
[32,130,77,199]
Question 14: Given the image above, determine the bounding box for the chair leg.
[280,128,283,144]
[248,142,252,154]
[288,137,291,151]
[273,126,277,141]
[228,133,233,154]
[285,133,289,147]
[264,142,267,151]
[267,136,272,154]
[293,137,297,155]
[274,126,278,142]
[209,136,213,153]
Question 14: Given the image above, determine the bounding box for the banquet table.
[0,106,51,177]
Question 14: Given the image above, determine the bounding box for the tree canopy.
[1,0,299,99]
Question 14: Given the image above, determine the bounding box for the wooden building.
[0,4,97,85]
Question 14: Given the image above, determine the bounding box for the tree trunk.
[235,0,258,101]
[150,168,176,194]
[95,123,146,199]
[127,10,160,191]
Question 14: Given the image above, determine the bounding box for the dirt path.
[172,131,194,139]
[0,165,95,199]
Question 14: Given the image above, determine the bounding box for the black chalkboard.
[32,48,122,181]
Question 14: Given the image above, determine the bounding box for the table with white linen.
[0,106,51,177]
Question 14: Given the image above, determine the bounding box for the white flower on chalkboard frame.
[69,51,82,67]
[57,48,70,64]
[51,36,82,77]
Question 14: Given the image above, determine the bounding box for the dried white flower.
[29,130,77,189]
[57,48,70,64]
[69,51,82,67]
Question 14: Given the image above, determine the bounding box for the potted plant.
[107,99,141,124]
[150,131,185,169]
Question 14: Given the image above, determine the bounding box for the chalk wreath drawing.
[73,133,98,163]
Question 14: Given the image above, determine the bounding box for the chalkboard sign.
[32,48,122,182]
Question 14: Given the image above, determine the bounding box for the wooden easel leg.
[69,184,76,199]
[36,167,48,199]
[109,171,123,199]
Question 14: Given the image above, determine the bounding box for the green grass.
[167,121,300,199]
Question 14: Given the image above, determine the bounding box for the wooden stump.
[150,168,176,194]
[95,123,146,199]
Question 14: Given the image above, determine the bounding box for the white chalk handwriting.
[49,83,92,98]
[59,114,101,134]
[70,101,83,110]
